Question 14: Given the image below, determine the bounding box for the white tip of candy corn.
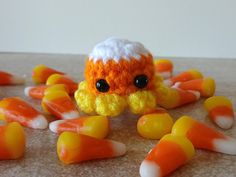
[49,120,65,133]
[62,111,79,120]
[11,75,25,84]
[111,140,127,156]
[171,82,181,89]
[214,137,236,155]
[140,160,161,177]
[30,115,48,129]
[188,90,201,100]
[215,116,234,129]
[163,79,172,86]
[24,86,33,97]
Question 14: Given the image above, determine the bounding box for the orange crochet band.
[85,54,155,96]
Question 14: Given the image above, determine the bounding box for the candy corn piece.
[172,116,236,155]
[154,59,173,79]
[49,116,109,139]
[46,74,78,95]
[137,112,173,139]
[164,69,203,86]
[24,84,69,99]
[204,96,234,129]
[173,77,215,97]
[0,71,25,85]
[156,84,200,109]
[0,122,25,160]
[0,97,48,129]
[140,134,195,177]
[42,90,79,119]
[57,132,126,164]
[32,64,64,84]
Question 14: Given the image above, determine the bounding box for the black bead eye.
[96,79,110,92]
[134,74,149,89]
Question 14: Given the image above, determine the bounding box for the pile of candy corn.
[0,66,126,163]
[0,59,235,177]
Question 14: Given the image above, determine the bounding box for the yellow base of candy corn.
[0,122,25,159]
[137,113,174,139]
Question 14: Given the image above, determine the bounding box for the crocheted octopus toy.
[75,37,206,117]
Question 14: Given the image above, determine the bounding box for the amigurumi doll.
[75,38,203,117]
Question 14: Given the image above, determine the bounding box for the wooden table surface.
[0,53,236,177]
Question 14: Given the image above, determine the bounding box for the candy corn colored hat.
[85,38,156,96]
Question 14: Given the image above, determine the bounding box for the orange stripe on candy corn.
[140,134,195,177]
[49,116,109,139]
[174,77,215,97]
[24,84,70,99]
[178,89,200,106]
[0,97,48,129]
[154,59,173,72]
[172,116,236,155]
[0,122,25,160]
[32,65,64,84]
[210,106,234,122]
[42,90,79,119]
[46,74,78,95]
[24,85,47,99]
[156,85,200,109]
[154,59,173,79]
[204,96,234,129]
[0,71,25,85]
[164,69,203,86]
[57,132,126,164]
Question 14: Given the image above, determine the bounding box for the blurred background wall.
[0,0,235,58]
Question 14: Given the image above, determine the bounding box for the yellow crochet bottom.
[75,81,157,116]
